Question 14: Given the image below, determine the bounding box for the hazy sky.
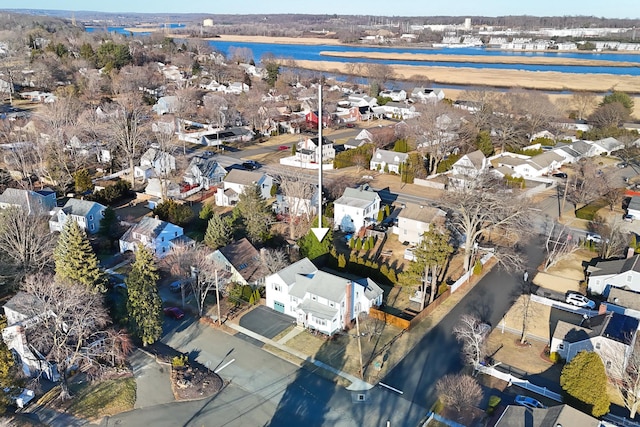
[2,0,639,19]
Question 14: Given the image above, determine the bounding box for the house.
[348,93,378,108]
[607,287,640,320]
[152,96,178,115]
[333,185,381,233]
[410,87,445,103]
[379,89,407,102]
[395,203,447,245]
[144,178,181,200]
[135,148,176,181]
[214,169,273,207]
[449,150,489,188]
[272,187,319,219]
[549,312,638,378]
[296,136,336,164]
[586,254,640,295]
[510,151,565,178]
[369,148,408,174]
[372,102,418,120]
[334,106,361,124]
[183,157,227,190]
[492,404,599,427]
[2,292,59,381]
[207,238,264,287]
[265,258,384,335]
[355,126,397,148]
[119,216,191,258]
[628,196,640,220]
[0,187,56,214]
[49,198,106,234]
[591,137,624,156]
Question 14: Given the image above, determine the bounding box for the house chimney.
[628,247,636,259]
[344,281,353,328]
[599,303,607,315]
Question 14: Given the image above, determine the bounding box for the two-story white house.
[265,258,384,335]
[183,156,227,190]
[448,150,489,189]
[214,169,273,207]
[49,198,106,234]
[207,238,265,287]
[119,216,191,258]
[587,255,640,296]
[333,185,381,233]
[135,148,176,181]
[395,203,447,245]
[410,87,445,103]
[369,148,408,174]
[0,187,57,214]
[296,136,336,164]
[379,89,407,102]
[549,312,638,378]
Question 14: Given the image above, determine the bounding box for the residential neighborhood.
[0,7,640,427]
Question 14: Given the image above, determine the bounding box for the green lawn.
[38,377,136,421]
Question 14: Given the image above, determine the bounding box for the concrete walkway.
[225,322,374,391]
[277,325,304,344]
[128,349,175,409]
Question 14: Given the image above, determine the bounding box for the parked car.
[586,232,602,243]
[346,123,356,128]
[169,281,183,293]
[514,395,546,409]
[624,214,635,222]
[242,160,259,170]
[163,307,185,320]
[618,162,628,168]
[552,172,567,178]
[278,145,289,151]
[565,292,596,309]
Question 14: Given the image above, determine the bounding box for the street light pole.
[215,269,221,326]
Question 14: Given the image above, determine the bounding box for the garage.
[273,301,285,313]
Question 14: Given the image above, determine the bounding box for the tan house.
[394,203,446,245]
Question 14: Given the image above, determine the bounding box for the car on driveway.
[565,292,596,309]
[624,214,635,222]
[242,160,259,170]
[586,232,603,243]
[163,307,185,319]
[552,172,567,178]
[514,395,546,409]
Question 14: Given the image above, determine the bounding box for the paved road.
[381,238,547,408]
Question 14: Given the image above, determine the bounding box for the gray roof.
[587,254,640,277]
[355,277,384,301]
[290,269,383,304]
[463,150,486,170]
[398,203,445,224]
[188,157,226,178]
[128,216,171,238]
[371,148,408,165]
[629,196,640,212]
[297,299,338,320]
[334,185,380,209]
[224,169,264,186]
[608,288,640,311]
[3,291,41,316]
[141,147,173,163]
[496,404,599,427]
[553,312,638,345]
[495,156,527,167]
[529,151,563,169]
[568,140,593,156]
[0,187,55,212]
[60,198,104,217]
[594,136,622,152]
[273,257,317,286]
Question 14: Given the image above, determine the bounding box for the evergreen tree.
[199,203,214,221]
[475,130,494,157]
[234,184,273,244]
[204,212,232,250]
[126,246,162,346]
[54,221,106,292]
[74,169,94,194]
[338,253,347,268]
[560,351,610,417]
[99,206,121,248]
[298,216,332,260]
[0,317,19,414]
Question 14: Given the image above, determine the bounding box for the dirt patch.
[533,249,592,294]
[170,364,223,401]
[485,329,555,375]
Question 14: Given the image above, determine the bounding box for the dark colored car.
[552,172,567,178]
[242,160,259,170]
[163,307,185,320]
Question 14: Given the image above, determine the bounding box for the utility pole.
[355,312,364,379]
[311,85,328,242]
[215,269,221,326]
[560,175,571,219]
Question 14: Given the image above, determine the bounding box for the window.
[90,224,95,231]
[606,360,612,369]
[628,275,633,283]
[273,284,282,292]
[161,237,165,242]
[329,302,334,308]
[595,342,601,349]
[175,231,178,237]
[311,295,317,301]
[291,296,297,303]
[557,343,564,350]
[89,215,93,221]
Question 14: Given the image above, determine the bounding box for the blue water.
[83,27,640,76]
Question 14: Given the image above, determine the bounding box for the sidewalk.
[224,322,374,391]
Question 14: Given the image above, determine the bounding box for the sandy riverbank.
[319,50,638,67]
[290,59,640,93]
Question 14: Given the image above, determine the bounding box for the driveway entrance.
[239,305,294,339]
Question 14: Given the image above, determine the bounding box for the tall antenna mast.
[311,85,329,242]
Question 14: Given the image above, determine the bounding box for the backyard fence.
[409,288,452,328]
[476,364,563,402]
[450,253,494,293]
[369,307,411,330]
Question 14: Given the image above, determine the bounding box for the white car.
[586,232,603,244]
[565,293,596,309]
[514,395,546,409]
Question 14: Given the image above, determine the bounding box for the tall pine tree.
[54,220,106,292]
[204,212,232,250]
[126,245,162,346]
[234,184,273,244]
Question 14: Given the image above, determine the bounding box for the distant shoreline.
[319,50,639,67]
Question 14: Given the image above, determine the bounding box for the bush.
[154,199,194,226]
[575,199,607,220]
[550,352,564,364]
[473,259,483,275]
[487,395,501,414]
[87,180,132,205]
[171,354,188,368]
[437,283,449,296]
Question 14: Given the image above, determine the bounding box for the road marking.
[214,358,235,374]
[378,382,403,395]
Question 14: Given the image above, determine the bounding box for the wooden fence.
[369,307,411,330]
[409,288,451,328]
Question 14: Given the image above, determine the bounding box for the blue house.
[49,198,106,234]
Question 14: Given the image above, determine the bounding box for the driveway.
[239,305,295,339]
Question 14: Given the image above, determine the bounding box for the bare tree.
[277,173,316,239]
[365,63,394,94]
[0,208,56,280]
[610,343,640,418]
[543,223,579,271]
[567,159,606,210]
[18,274,110,399]
[514,90,559,139]
[592,217,629,260]
[107,95,149,186]
[436,374,483,416]
[453,314,488,366]
[259,248,288,275]
[446,188,531,271]
[571,91,597,121]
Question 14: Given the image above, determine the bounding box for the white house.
[591,137,624,156]
[296,136,336,164]
[135,148,176,181]
[49,198,106,234]
[449,150,489,188]
[119,216,191,258]
[215,169,273,207]
[587,255,640,296]
[395,203,447,245]
[510,151,565,178]
[333,185,381,233]
[379,89,407,102]
[369,148,408,174]
[410,87,445,103]
[183,157,227,190]
[372,102,418,120]
[628,196,640,220]
[549,312,638,378]
[265,258,384,335]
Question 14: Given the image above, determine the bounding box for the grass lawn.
[38,377,136,421]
